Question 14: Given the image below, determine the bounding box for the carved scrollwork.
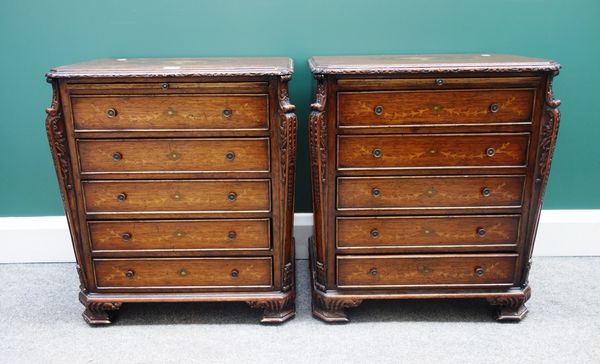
[309,76,329,290]
[313,293,363,312]
[536,70,561,188]
[79,292,122,325]
[46,80,89,295]
[45,79,73,192]
[282,262,294,292]
[277,75,297,290]
[487,286,531,309]
[246,292,295,323]
[246,294,294,312]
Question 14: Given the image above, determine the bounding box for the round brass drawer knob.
[230,269,239,278]
[476,227,486,237]
[226,152,235,161]
[112,152,122,161]
[372,148,382,158]
[474,266,485,277]
[227,192,237,201]
[486,147,496,157]
[121,232,132,241]
[161,82,169,90]
[368,268,378,276]
[178,268,189,276]
[106,108,117,118]
[116,193,127,202]
[489,103,500,113]
[371,188,381,197]
[228,231,237,240]
[223,108,233,118]
[124,270,135,279]
[435,78,444,86]
[374,105,384,115]
[370,229,380,239]
[481,187,492,197]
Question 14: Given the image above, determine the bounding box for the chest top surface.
[308,54,559,74]
[47,57,294,78]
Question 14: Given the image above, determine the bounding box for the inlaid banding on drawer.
[336,254,517,288]
[94,258,272,288]
[82,180,271,214]
[89,219,271,252]
[338,89,534,127]
[337,133,529,170]
[72,95,269,131]
[337,176,525,210]
[78,138,270,174]
[336,215,520,250]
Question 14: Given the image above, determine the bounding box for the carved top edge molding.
[47,57,294,79]
[308,54,560,75]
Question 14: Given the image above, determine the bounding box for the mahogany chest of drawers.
[308,54,560,322]
[46,58,297,324]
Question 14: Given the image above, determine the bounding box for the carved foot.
[487,286,531,322]
[312,292,362,323]
[79,292,122,325]
[247,293,295,324]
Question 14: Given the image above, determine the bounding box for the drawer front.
[338,89,534,127]
[94,258,272,288]
[337,134,529,170]
[337,176,524,210]
[83,180,270,214]
[337,254,517,287]
[336,215,520,250]
[78,138,270,174]
[89,219,270,252]
[72,95,268,131]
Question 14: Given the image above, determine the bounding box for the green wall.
[1,0,598,216]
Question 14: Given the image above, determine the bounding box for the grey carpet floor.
[1,258,599,363]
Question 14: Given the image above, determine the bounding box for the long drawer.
[94,257,273,288]
[89,219,271,253]
[336,215,520,251]
[337,175,525,210]
[78,138,270,174]
[337,134,529,170]
[336,254,517,288]
[337,89,534,127]
[72,94,269,131]
[82,179,271,214]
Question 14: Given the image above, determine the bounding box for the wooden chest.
[308,54,560,322]
[46,58,297,324]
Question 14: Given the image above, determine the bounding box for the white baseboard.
[0,210,598,263]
